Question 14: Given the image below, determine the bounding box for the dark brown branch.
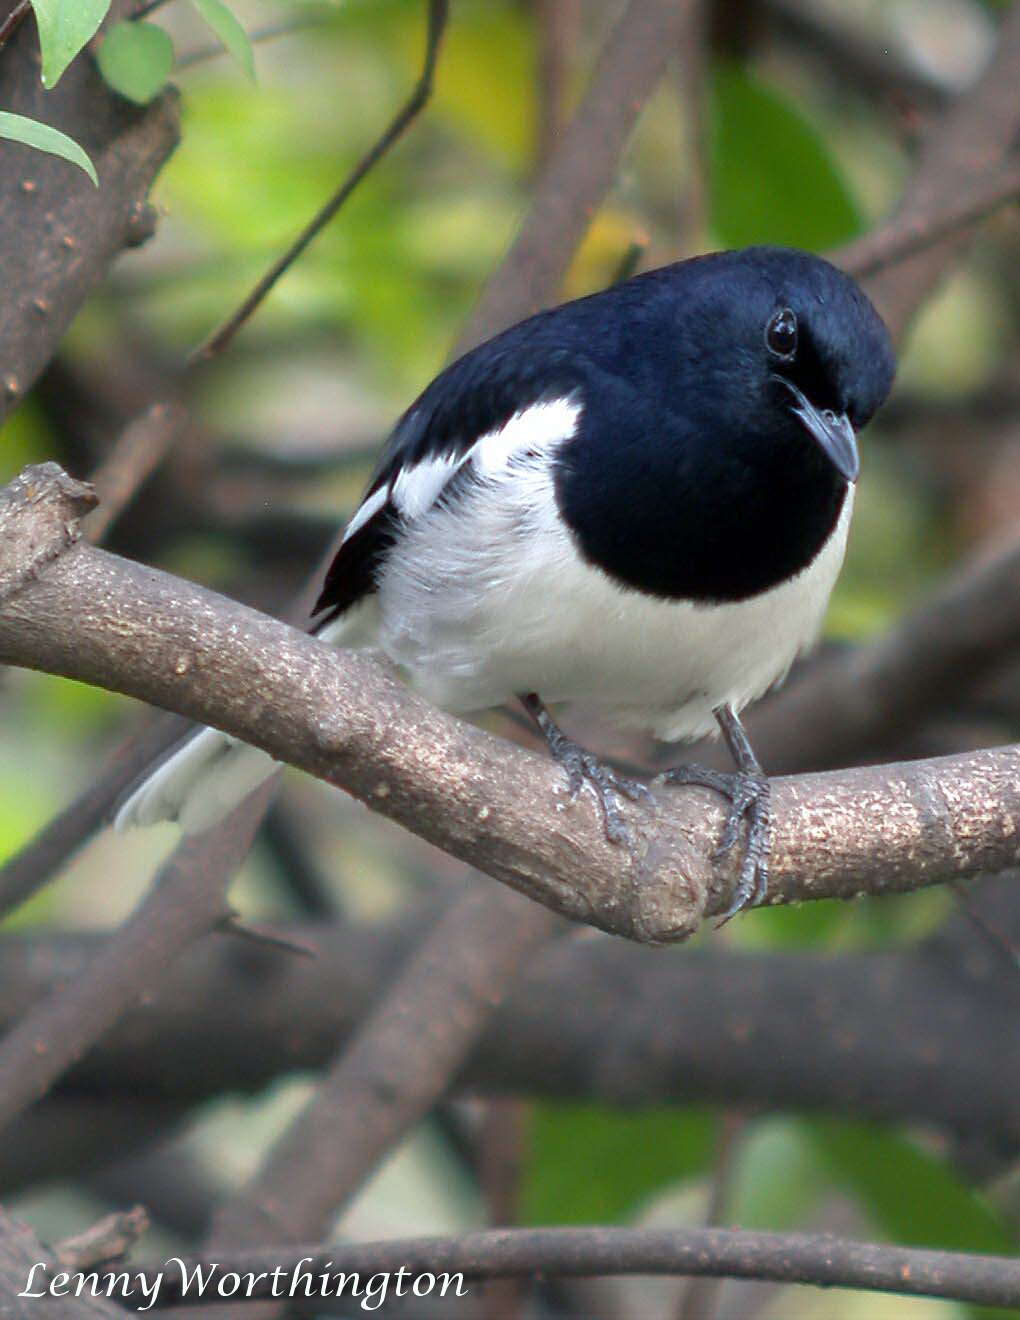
[188,0,448,364]
[4,888,1019,1144]
[121,1227,1020,1310]
[0,1096,191,1197]
[0,0,30,53]
[457,0,696,351]
[0,0,179,425]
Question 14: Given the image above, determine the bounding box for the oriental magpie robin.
[117,246,895,917]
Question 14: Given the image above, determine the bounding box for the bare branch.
[5,891,1019,1143]
[85,404,189,545]
[122,1227,1020,1310]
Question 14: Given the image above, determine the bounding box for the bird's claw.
[659,763,772,919]
[557,744,653,845]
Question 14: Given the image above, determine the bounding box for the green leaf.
[808,1120,1014,1253]
[727,1119,828,1230]
[0,111,97,185]
[97,21,173,105]
[30,0,110,89]
[521,1104,716,1225]
[188,0,255,80]
[708,61,862,251]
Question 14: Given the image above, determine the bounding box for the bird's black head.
[554,246,895,603]
[661,246,896,485]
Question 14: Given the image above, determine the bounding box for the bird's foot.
[659,763,772,920]
[552,738,654,845]
[519,693,653,845]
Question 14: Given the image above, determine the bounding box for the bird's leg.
[520,693,653,845]
[659,704,772,919]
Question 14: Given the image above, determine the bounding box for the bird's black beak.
[775,378,859,484]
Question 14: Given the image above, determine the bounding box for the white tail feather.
[114,727,279,834]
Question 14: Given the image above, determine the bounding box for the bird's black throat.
[555,417,849,604]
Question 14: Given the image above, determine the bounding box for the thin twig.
[53,1207,149,1272]
[950,881,1020,975]
[0,0,30,54]
[676,1114,747,1320]
[0,714,187,922]
[119,1227,1020,1310]
[187,0,449,365]
[217,913,319,960]
[85,403,188,544]
[176,16,321,70]
[834,156,1020,280]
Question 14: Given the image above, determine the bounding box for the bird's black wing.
[312,341,586,625]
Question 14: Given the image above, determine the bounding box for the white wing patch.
[392,452,462,519]
[341,395,582,544]
[340,485,388,543]
[473,397,581,475]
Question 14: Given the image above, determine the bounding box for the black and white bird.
[116,246,895,916]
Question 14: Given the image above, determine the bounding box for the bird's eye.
[765,307,798,360]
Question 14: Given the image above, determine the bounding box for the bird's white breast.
[341,399,854,743]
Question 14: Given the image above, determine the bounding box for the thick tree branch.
[0,0,179,423]
[118,1228,1020,1310]
[6,878,1017,1147]
[3,466,1020,948]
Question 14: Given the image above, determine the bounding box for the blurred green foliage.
[708,61,863,250]
[522,1104,717,1225]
